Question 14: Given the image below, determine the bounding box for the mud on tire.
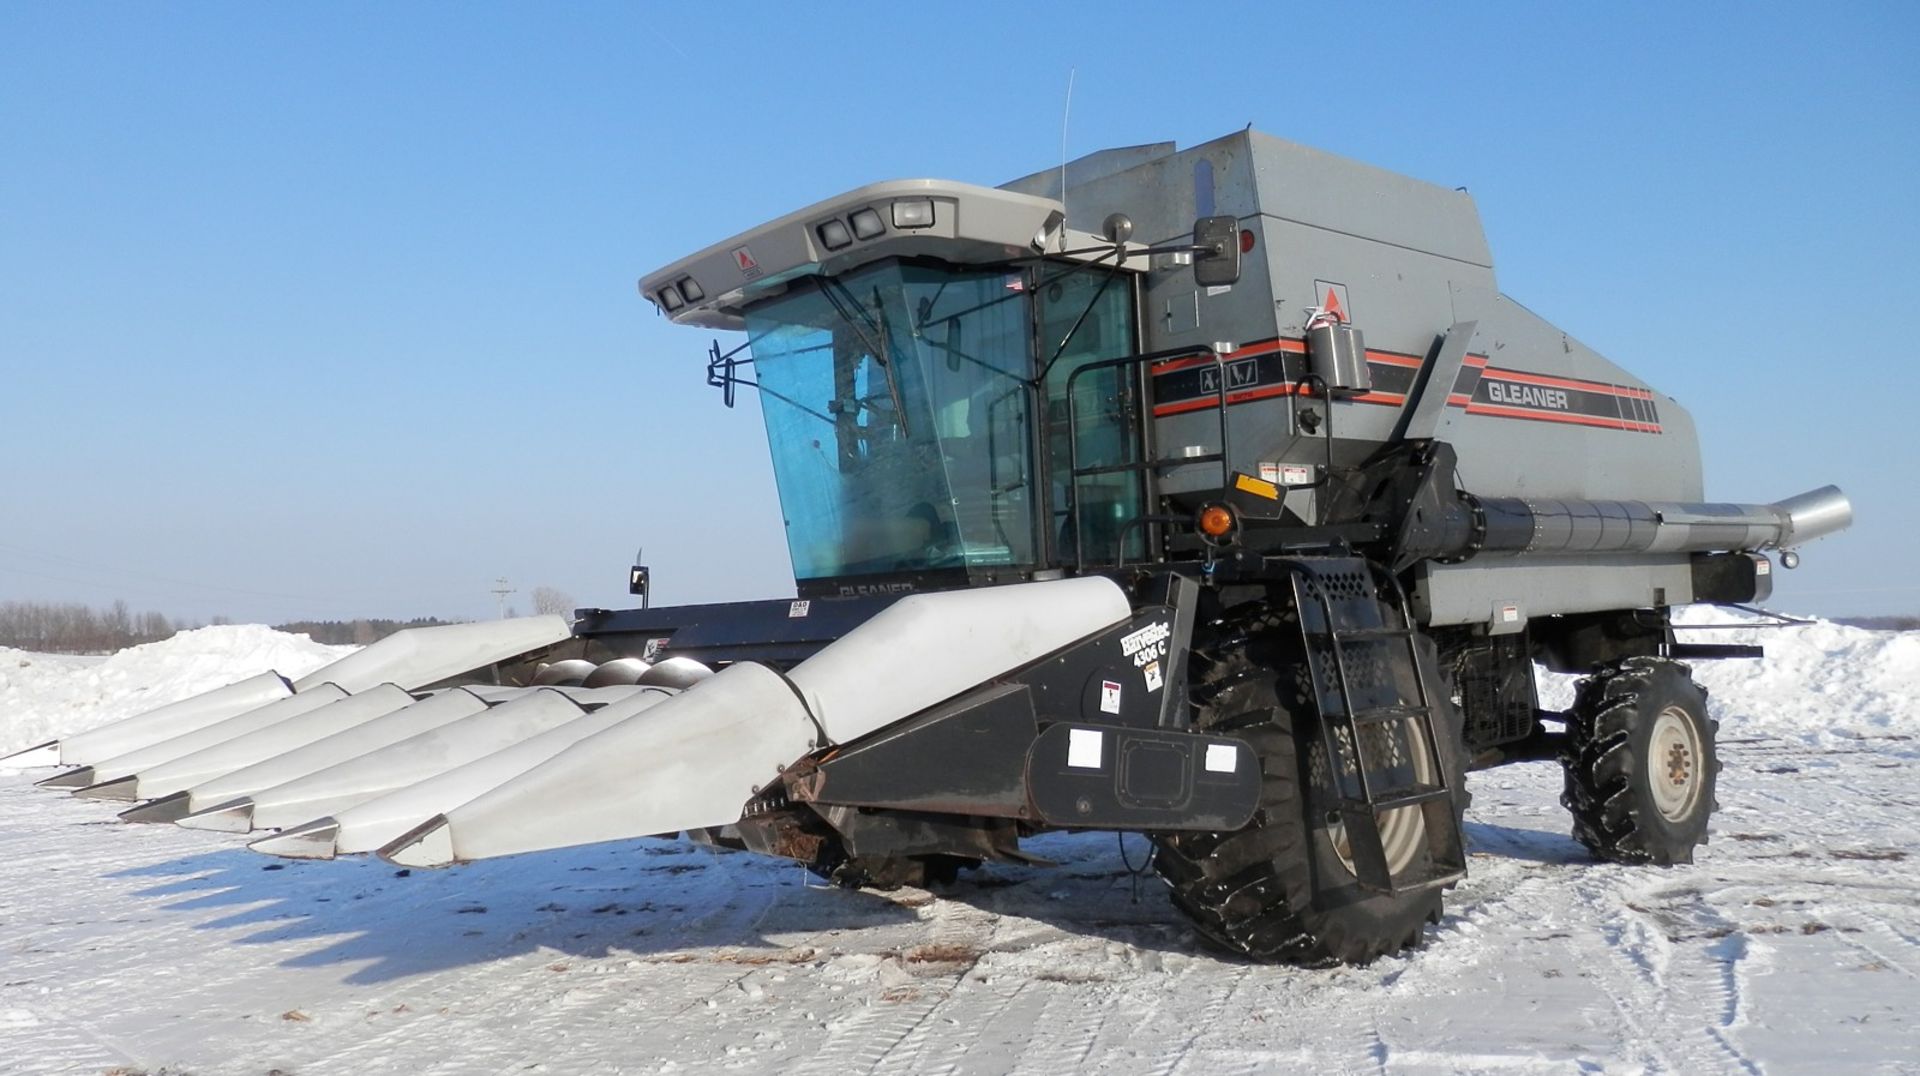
[1152,615,1469,966]
[1561,656,1720,866]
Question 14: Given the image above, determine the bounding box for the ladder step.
[1333,626,1416,641]
[1343,784,1452,814]
[1345,704,1429,726]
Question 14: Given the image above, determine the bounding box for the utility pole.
[490,577,515,619]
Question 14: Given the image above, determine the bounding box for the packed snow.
[0,627,353,758]
[0,616,1915,1074]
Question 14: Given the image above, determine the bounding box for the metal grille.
[1449,633,1537,747]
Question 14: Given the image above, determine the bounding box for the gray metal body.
[640,129,1849,633]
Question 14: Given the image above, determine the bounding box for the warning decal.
[731,246,763,280]
[1313,280,1350,322]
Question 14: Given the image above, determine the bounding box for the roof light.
[676,278,704,303]
[849,207,885,241]
[658,287,684,312]
[816,218,852,250]
[891,199,935,229]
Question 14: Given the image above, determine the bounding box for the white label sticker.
[788,600,811,618]
[1205,743,1238,773]
[642,637,671,662]
[1121,621,1172,668]
[1099,680,1123,714]
[1205,284,1232,297]
[1499,603,1520,624]
[1259,461,1281,484]
[1067,727,1104,769]
[1279,464,1315,486]
[1756,558,1771,575]
[1143,661,1164,693]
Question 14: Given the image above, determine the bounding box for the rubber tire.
[1561,657,1720,866]
[1153,620,1469,966]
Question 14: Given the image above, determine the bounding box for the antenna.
[490,577,515,619]
[1059,67,1076,233]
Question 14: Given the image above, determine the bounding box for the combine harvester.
[8,131,1852,964]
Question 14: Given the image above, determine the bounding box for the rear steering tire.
[1561,657,1720,866]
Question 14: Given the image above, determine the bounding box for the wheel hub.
[1322,722,1434,879]
[1647,705,1704,822]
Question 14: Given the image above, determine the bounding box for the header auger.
[7,130,1850,965]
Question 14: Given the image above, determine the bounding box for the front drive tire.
[1153,624,1469,966]
[1561,657,1720,866]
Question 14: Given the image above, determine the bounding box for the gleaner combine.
[7,131,1852,964]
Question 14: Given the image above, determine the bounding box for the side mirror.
[1191,215,1242,287]
[628,560,651,608]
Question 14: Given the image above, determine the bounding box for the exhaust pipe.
[377,576,1130,867]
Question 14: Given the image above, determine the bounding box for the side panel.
[1048,130,1705,510]
[1438,291,1703,502]
[1413,554,1696,632]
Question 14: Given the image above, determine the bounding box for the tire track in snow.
[1150,965,1252,1076]
[1604,886,1762,1076]
[0,1005,140,1075]
[788,990,946,1076]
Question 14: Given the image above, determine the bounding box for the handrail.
[1063,345,1234,570]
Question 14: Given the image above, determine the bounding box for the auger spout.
[378,576,1130,868]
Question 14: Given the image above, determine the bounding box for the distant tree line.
[0,601,469,654]
[1834,615,1920,631]
[4,582,573,653]
[0,600,186,653]
[271,618,459,645]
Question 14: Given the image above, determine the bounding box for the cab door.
[1036,269,1146,567]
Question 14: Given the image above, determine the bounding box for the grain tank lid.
[638,179,1139,332]
[1243,131,1494,269]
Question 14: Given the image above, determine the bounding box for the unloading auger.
[7,130,1852,965]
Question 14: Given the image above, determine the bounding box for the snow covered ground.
[0,616,1916,1075]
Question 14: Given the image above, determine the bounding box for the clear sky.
[2,2,1915,623]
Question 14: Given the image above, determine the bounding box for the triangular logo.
[1322,285,1345,321]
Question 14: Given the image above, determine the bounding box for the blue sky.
[1,2,1914,622]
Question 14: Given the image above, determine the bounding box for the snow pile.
[0,626,354,757]
[1537,606,1919,745]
